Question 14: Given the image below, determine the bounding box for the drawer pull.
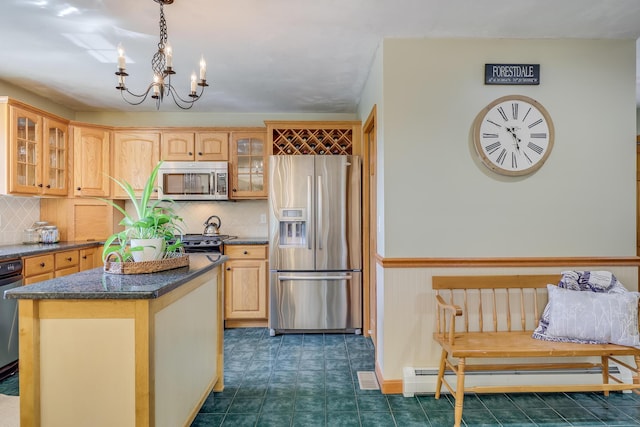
[82,255,87,259]
[66,257,72,262]
[40,262,46,267]
[243,251,248,255]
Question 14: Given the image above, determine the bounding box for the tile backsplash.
[0,195,40,244]
[127,199,269,238]
[0,195,268,246]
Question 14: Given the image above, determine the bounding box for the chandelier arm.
[119,84,156,106]
[165,84,197,110]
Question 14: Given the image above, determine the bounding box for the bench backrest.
[433,275,561,334]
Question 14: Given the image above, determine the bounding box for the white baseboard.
[402,365,631,397]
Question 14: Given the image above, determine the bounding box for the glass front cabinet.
[230,131,267,199]
[9,105,68,196]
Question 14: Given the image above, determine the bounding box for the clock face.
[472,95,554,176]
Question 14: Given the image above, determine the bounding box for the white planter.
[130,238,165,262]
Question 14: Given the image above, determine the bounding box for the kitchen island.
[4,253,227,427]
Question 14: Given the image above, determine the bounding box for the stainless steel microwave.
[157,161,228,200]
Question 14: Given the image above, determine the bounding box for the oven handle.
[278,275,352,281]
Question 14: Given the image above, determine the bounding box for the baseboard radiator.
[403,365,630,397]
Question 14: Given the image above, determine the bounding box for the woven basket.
[104,252,190,275]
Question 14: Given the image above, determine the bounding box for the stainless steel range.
[178,234,236,254]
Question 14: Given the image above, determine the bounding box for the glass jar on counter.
[41,226,59,244]
[23,228,40,244]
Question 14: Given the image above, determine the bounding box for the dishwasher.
[0,258,22,380]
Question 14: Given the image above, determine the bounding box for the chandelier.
[115,0,208,110]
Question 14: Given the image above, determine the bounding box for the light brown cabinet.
[23,253,55,285]
[161,131,228,161]
[230,131,267,199]
[72,124,111,197]
[5,104,69,196]
[23,246,103,285]
[224,244,268,327]
[79,246,103,270]
[54,250,80,277]
[112,131,160,199]
[40,198,125,242]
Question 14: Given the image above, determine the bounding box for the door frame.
[362,105,377,347]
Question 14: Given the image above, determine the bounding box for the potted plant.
[99,161,184,263]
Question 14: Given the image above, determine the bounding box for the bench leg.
[602,356,609,397]
[454,357,466,427]
[635,355,640,386]
[435,349,447,399]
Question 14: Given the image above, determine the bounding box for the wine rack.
[272,128,353,155]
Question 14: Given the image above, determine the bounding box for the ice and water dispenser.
[278,208,307,247]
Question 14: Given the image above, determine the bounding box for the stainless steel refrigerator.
[268,155,362,335]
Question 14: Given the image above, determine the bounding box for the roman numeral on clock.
[496,148,507,165]
[527,141,543,155]
[511,152,517,169]
[530,133,547,139]
[484,141,501,154]
[512,103,518,120]
[482,133,499,138]
[528,118,543,129]
[497,107,508,122]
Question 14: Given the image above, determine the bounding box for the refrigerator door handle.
[278,275,353,281]
[307,175,313,250]
[317,175,323,250]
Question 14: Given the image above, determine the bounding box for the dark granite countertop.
[0,241,103,261]
[4,253,228,300]
[224,237,268,245]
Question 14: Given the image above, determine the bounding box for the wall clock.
[472,94,554,176]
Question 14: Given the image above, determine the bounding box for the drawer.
[224,245,267,259]
[55,250,80,268]
[24,254,55,276]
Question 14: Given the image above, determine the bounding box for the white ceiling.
[2,0,640,114]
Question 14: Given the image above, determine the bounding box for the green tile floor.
[2,327,640,426]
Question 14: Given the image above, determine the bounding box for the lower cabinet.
[23,254,54,285]
[223,244,268,327]
[23,246,102,285]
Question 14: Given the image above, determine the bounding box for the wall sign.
[484,64,540,85]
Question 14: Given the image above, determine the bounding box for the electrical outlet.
[260,214,267,224]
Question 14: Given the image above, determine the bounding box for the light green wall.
[74,111,357,127]
[0,80,76,119]
[375,38,636,258]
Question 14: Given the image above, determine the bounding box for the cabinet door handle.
[46,185,51,189]
[82,255,88,259]
[197,152,203,156]
[226,267,231,271]
[188,152,193,156]
[38,183,43,188]
[77,187,81,191]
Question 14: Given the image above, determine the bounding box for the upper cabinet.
[3,103,69,196]
[230,131,267,199]
[161,131,228,161]
[266,121,362,157]
[72,124,111,197]
[111,131,160,199]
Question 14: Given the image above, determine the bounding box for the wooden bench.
[433,274,640,427]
